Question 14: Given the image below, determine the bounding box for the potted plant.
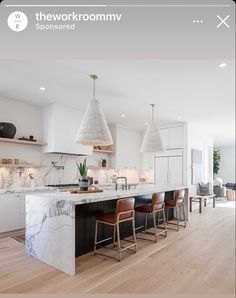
[76,159,89,191]
[213,149,222,186]
[213,149,221,176]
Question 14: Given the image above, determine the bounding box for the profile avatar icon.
[8,11,28,32]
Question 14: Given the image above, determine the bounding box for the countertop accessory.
[75,74,113,146]
[76,158,89,191]
[101,158,107,167]
[14,159,19,165]
[18,137,37,142]
[140,104,165,153]
[70,189,103,194]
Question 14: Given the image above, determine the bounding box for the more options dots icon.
[7,11,28,32]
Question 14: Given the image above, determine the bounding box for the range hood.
[43,103,92,156]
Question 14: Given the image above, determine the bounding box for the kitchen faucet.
[115,176,128,190]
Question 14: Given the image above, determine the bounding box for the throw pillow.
[198,182,211,196]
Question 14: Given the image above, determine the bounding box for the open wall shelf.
[88,165,114,170]
[93,149,115,154]
[0,137,47,147]
[0,164,46,169]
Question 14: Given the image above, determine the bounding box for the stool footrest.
[94,238,137,261]
[95,237,113,245]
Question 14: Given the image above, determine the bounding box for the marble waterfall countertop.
[25,184,188,276]
[26,184,188,205]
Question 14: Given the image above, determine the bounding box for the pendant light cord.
[150,104,155,121]
[90,74,98,100]
[93,77,95,100]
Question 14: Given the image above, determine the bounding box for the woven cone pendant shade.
[140,104,165,153]
[75,75,113,146]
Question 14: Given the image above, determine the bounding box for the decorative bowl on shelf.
[0,122,16,139]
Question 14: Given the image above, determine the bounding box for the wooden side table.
[226,189,235,201]
[190,195,216,213]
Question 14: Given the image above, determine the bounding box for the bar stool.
[135,192,167,242]
[94,197,137,261]
[165,189,187,231]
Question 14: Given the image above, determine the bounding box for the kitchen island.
[25,185,188,275]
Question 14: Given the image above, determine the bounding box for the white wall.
[216,146,235,183]
[187,122,213,196]
[0,97,43,140]
[0,97,143,188]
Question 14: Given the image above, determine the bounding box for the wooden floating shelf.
[88,166,114,170]
[93,149,115,154]
[0,164,46,168]
[0,137,47,147]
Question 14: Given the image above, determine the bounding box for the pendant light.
[140,104,165,153]
[75,74,113,146]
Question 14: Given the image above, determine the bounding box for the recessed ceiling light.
[121,114,125,118]
[177,117,182,120]
[219,62,227,68]
[145,122,149,126]
[40,86,46,91]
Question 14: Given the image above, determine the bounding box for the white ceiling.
[0,59,235,147]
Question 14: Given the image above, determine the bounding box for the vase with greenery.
[213,149,221,176]
[76,159,89,191]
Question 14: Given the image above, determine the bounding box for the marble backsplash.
[0,153,154,189]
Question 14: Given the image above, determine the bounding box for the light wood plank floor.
[0,201,235,294]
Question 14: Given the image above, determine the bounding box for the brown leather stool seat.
[165,189,187,231]
[94,197,137,261]
[96,213,116,223]
[136,203,163,213]
[135,192,167,242]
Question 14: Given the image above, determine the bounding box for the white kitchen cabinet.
[19,195,26,228]
[160,126,184,149]
[0,190,57,233]
[142,152,155,170]
[116,127,142,169]
[43,103,93,155]
[168,126,184,149]
[155,156,183,186]
[168,156,183,185]
[160,128,169,149]
[155,157,169,185]
[0,193,21,233]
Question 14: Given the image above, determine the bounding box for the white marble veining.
[25,195,75,275]
[0,187,57,194]
[25,184,188,275]
[29,184,187,205]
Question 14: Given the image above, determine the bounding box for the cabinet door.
[19,194,26,228]
[0,194,20,233]
[155,157,168,185]
[116,127,142,169]
[142,153,155,170]
[168,156,183,185]
[168,126,183,149]
[160,128,169,149]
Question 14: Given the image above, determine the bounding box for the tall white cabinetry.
[114,126,142,169]
[155,155,183,185]
[155,125,185,186]
[160,126,184,149]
